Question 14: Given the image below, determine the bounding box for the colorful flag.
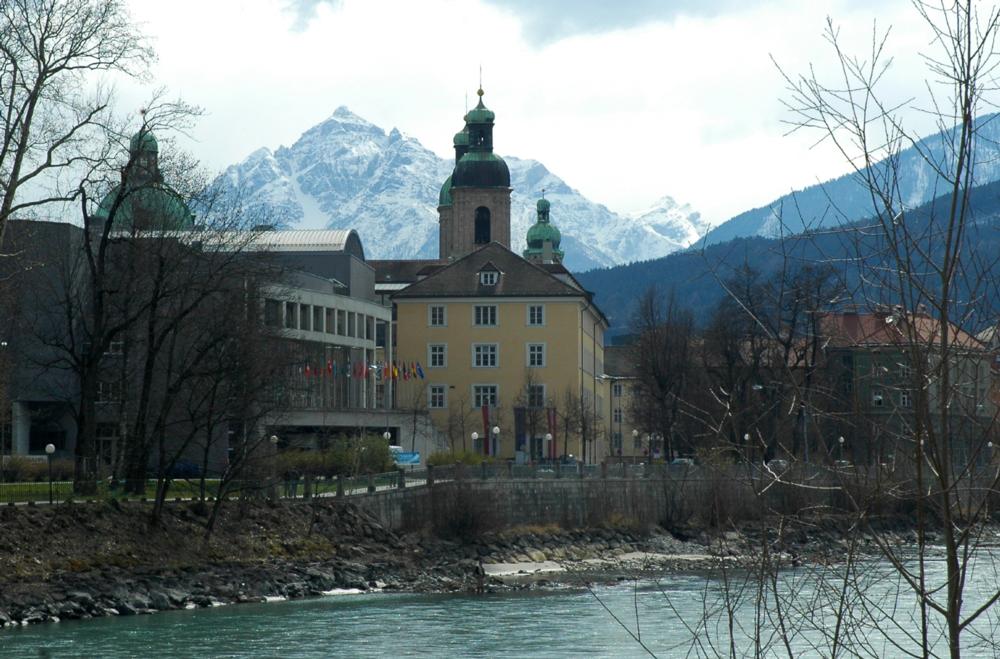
[304,365,311,377]
[416,362,425,379]
[346,357,352,378]
[327,360,333,376]
[410,362,417,378]
[392,362,399,380]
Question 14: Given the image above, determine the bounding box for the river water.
[3,557,1000,658]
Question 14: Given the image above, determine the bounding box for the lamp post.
[471,431,479,456]
[45,443,55,504]
[632,429,638,459]
[544,432,553,463]
[269,434,279,500]
[838,436,845,462]
[383,430,391,442]
[492,425,500,458]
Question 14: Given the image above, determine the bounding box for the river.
[3,556,1000,658]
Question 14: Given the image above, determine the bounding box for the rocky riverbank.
[0,498,972,629]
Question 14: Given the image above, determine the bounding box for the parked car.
[670,457,696,467]
[833,459,852,469]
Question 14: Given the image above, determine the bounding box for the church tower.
[437,89,511,260]
[523,197,564,264]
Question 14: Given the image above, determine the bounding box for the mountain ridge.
[212,107,707,270]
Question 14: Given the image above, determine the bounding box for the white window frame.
[473,343,498,368]
[527,304,545,327]
[479,271,498,286]
[429,385,447,409]
[474,304,498,327]
[527,343,546,368]
[900,390,912,408]
[527,383,546,408]
[612,382,623,397]
[613,408,623,423]
[872,390,884,407]
[428,343,448,368]
[429,305,447,327]
[473,384,499,408]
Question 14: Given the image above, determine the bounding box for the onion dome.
[453,129,469,146]
[523,196,564,262]
[465,89,496,124]
[93,129,194,231]
[439,174,453,207]
[452,151,510,188]
[129,130,158,154]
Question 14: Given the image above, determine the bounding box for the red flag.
[327,360,333,375]
[304,365,311,377]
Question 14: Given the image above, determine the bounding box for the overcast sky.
[117,0,939,225]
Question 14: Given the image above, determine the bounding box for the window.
[429,344,447,368]
[474,206,491,244]
[429,305,447,327]
[899,363,912,378]
[527,384,545,408]
[528,304,544,326]
[633,433,644,450]
[347,312,356,337]
[872,390,884,407]
[97,380,122,403]
[612,383,623,397]
[527,343,545,367]
[284,302,298,329]
[313,306,324,333]
[106,340,124,355]
[325,308,335,334]
[474,343,498,367]
[474,384,498,408]
[299,304,311,331]
[612,432,622,450]
[474,305,497,327]
[613,408,623,423]
[429,385,446,409]
[900,390,912,408]
[264,299,282,328]
[479,271,498,286]
[337,310,346,335]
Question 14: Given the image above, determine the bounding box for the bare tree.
[0,0,152,244]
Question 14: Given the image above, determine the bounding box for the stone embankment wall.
[356,477,684,534]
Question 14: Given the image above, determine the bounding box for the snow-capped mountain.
[700,113,1000,246]
[213,107,705,270]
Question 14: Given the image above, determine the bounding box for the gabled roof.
[392,242,591,301]
[820,311,984,350]
[370,259,446,285]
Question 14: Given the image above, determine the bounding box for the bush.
[427,450,495,467]
[273,434,393,478]
[3,456,74,482]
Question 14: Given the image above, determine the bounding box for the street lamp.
[45,443,55,504]
[383,431,391,442]
[544,432,553,462]
[492,425,500,457]
[471,431,479,455]
[838,436,845,461]
[269,435,279,500]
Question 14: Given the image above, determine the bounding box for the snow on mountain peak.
[212,110,702,270]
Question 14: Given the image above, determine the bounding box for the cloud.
[482,0,742,43]
[283,0,341,31]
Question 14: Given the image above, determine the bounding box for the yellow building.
[381,88,612,463]
[393,242,609,463]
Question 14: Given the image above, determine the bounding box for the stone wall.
[355,477,682,534]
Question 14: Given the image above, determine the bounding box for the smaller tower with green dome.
[93,128,194,232]
[523,197,564,264]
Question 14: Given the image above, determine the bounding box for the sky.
[114,0,941,226]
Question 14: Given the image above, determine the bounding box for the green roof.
[452,151,510,188]
[129,130,158,154]
[465,90,495,124]
[453,130,469,146]
[439,174,453,207]
[94,183,194,231]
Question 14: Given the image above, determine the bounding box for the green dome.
[452,151,510,188]
[526,221,561,250]
[439,174,453,207]
[453,130,469,146]
[465,90,495,124]
[129,130,158,154]
[537,198,550,212]
[94,183,194,231]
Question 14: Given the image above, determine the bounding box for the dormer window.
[480,271,498,286]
